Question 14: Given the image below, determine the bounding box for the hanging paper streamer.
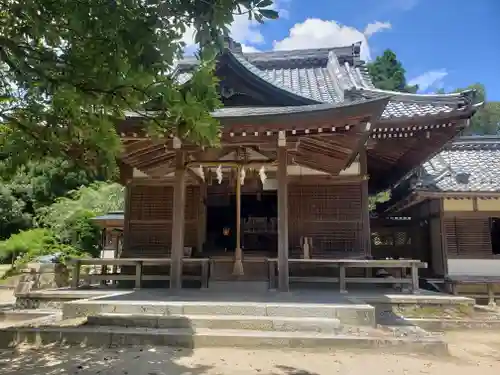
[216,165,223,184]
[240,167,246,185]
[259,166,267,184]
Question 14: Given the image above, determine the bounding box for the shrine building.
[114,39,480,291]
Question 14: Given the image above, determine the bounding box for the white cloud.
[180,0,290,53]
[364,21,392,37]
[272,19,391,61]
[241,44,261,53]
[408,69,448,92]
[181,16,264,50]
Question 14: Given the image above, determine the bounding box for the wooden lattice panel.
[369,219,420,260]
[185,187,200,221]
[129,185,173,221]
[444,217,492,258]
[288,183,363,255]
[126,221,171,257]
[124,183,201,257]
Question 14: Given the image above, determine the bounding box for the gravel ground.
[0,331,499,375]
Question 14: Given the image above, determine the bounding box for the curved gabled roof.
[173,42,478,124]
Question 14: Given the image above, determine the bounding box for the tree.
[36,182,124,256]
[457,84,500,135]
[437,83,500,135]
[0,0,279,176]
[1,158,101,210]
[367,50,418,93]
[0,185,32,240]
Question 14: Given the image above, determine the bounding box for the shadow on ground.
[0,315,209,375]
[0,344,211,375]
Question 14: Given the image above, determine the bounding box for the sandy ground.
[0,289,14,308]
[0,331,499,375]
[1,289,499,374]
[0,265,11,277]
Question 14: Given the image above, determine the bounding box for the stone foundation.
[14,263,69,295]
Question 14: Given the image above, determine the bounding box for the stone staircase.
[0,298,447,354]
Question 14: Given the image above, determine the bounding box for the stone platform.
[0,287,476,354]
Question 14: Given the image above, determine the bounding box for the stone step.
[0,326,448,355]
[86,313,342,333]
[63,301,376,327]
[208,281,268,292]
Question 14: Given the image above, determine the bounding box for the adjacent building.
[381,136,500,279]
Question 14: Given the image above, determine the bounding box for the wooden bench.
[446,275,500,306]
[267,258,427,294]
[69,258,210,289]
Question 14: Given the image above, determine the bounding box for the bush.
[0,228,86,276]
[0,228,53,262]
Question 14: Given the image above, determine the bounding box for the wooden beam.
[277,132,289,292]
[292,153,344,175]
[121,140,161,156]
[122,144,166,165]
[136,152,176,170]
[344,122,372,168]
[186,168,203,185]
[170,150,186,289]
[147,166,175,178]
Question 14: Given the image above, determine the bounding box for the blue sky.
[208,0,499,100]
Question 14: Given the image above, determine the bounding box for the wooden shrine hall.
[111,39,479,292]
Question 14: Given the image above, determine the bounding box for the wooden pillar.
[170,145,186,289]
[197,182,207,255]
[118,160,133,186]
[359,148,371,258]
[232,165,244,275]
[122,183,132,258]
[277,132,289,292]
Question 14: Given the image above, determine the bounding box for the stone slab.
[86,313,342,333]
[0,326,448,355]
[63,301,376,326]
[349,294,474,306]
[407,318,500,331]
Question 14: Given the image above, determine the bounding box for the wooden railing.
[68,258,210,289]
[267,258,427,293]
[446,275,499,307]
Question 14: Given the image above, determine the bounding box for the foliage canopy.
[366,50,419,93]
[0,0,279,176]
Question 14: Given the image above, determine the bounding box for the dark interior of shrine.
[204,192,278,255]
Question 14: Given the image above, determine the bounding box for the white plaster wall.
[100,249,116,259]
[448,259,500,277]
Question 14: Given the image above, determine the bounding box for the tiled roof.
[93,212,125,221]
[173,44,475,122]
[125,97,387,119]
[419,136,500,192]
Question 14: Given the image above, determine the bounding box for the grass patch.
[0,264,12,278]
[393,304,475,319]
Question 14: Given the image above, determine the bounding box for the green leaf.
[259,8,279,20]
[257,0,274,7]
